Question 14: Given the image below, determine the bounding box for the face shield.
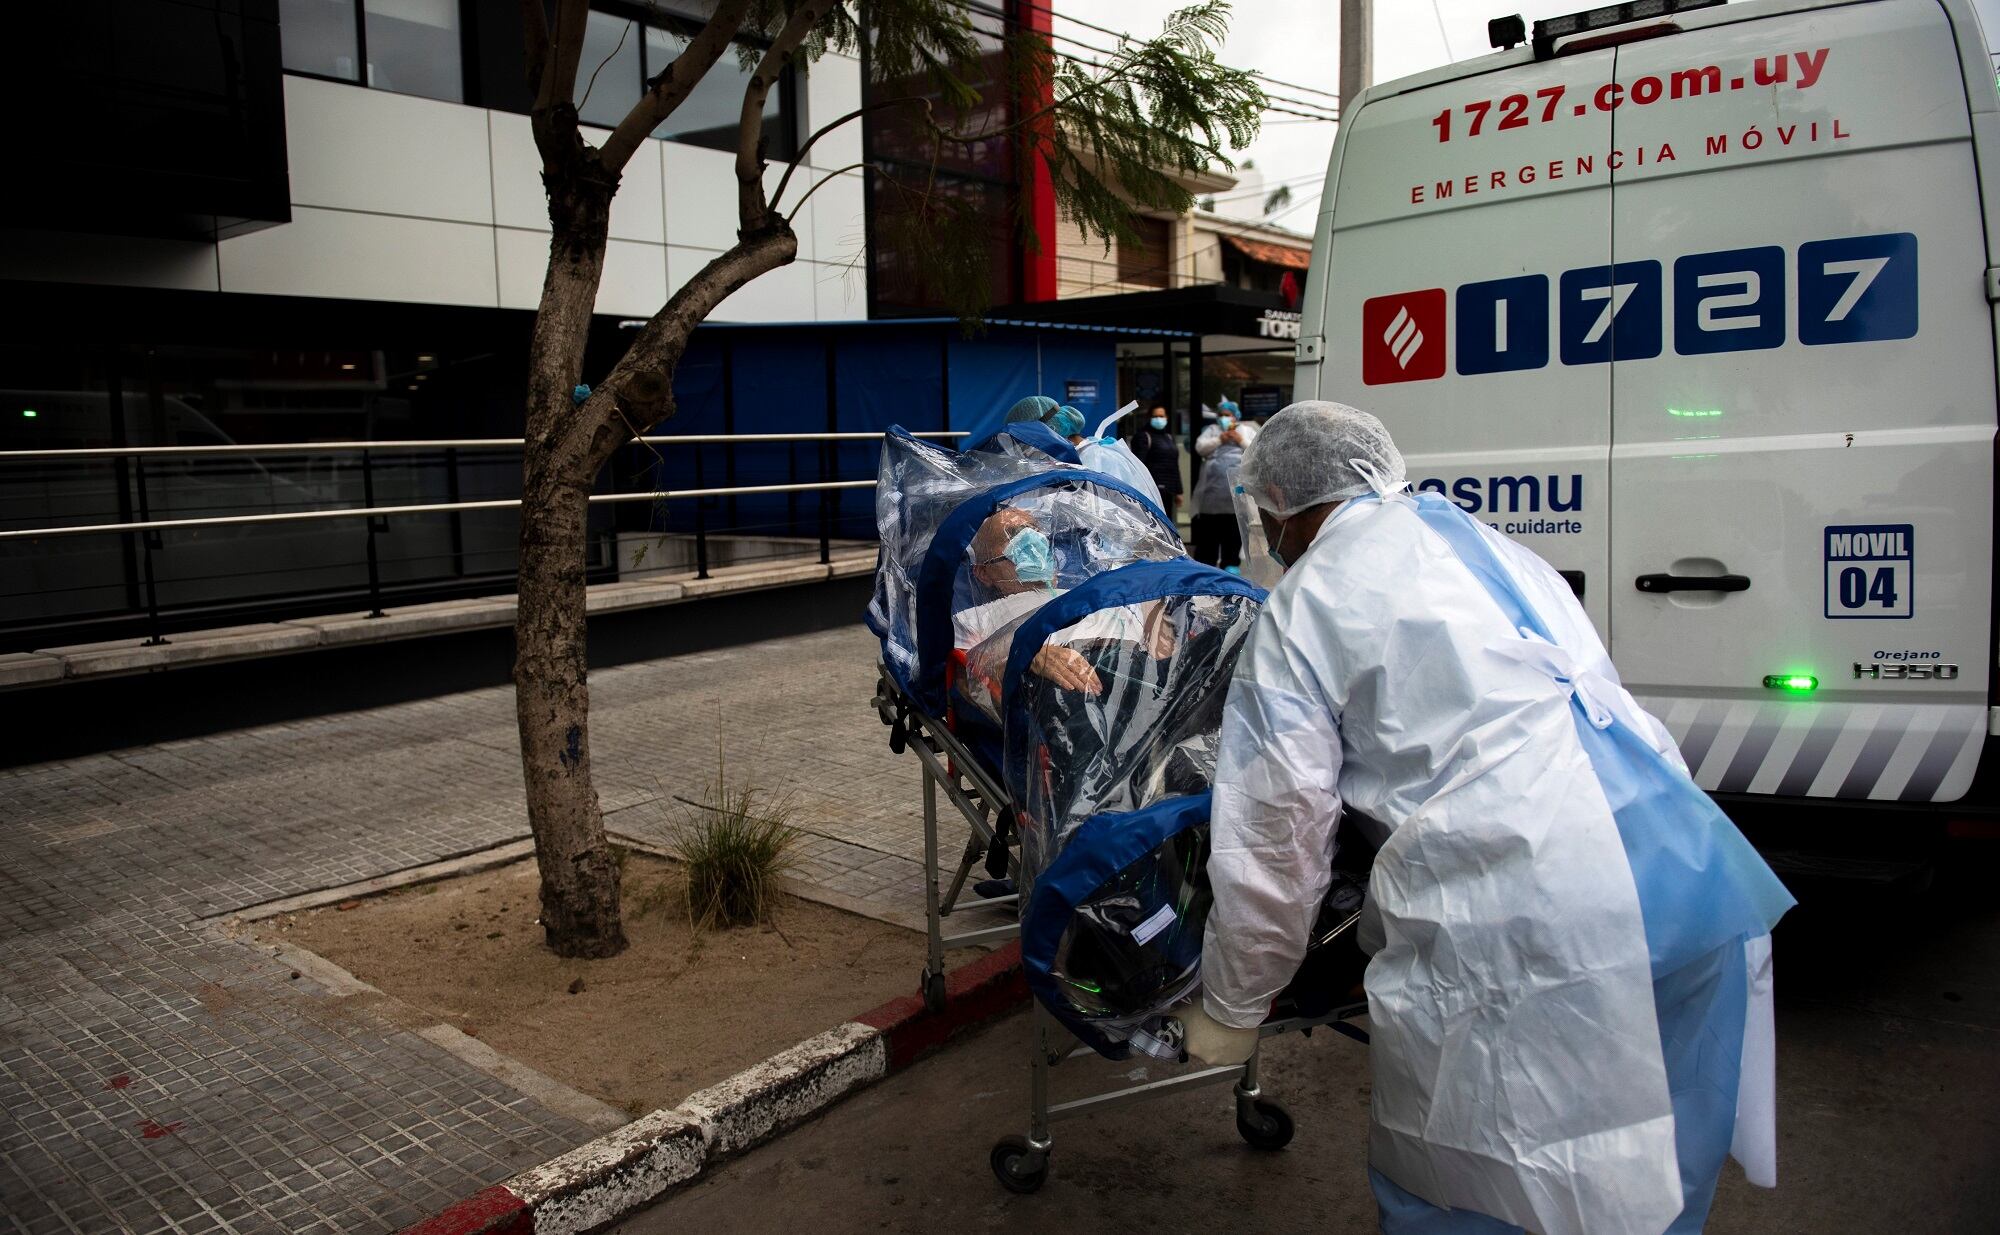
[1232,485,1284,590]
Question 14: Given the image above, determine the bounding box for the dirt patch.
[256,853,961,1117]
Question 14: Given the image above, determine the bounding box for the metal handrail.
[0,479,881,541]
[2,426,946,640]
[0,430,966,462]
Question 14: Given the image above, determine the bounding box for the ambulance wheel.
[922,969,947,1014]
[990,1136,1048,1193]
[1237,1099,1295,1150]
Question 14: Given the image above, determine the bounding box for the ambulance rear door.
[1303,46,1619,630]
[1605,0,1997,803]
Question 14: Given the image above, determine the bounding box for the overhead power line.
[1014,0,1345,104]
[948,0,1342,122]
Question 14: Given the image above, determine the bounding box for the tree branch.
[784,162,866,225]
[769,95,931,213]
[573,230,800,463]
[520,0,552,97]
[736,0,841,234]
[599,0,756,175]
[537,0,592,113]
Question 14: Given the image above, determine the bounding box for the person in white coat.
[1175,402,1794,1235]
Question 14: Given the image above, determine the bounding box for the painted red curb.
[398,1184,530,1235]
[399,945,1026,1234]
[856,941,1026,1071]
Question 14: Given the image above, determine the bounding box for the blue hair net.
[1048,405,1086,437]
[1006,395,1060,424]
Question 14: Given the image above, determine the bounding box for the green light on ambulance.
[1667,408,1722,419]
[1762,674,1818,693]
[20,409,36,418]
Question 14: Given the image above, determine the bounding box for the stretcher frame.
[872,664,1370,1194]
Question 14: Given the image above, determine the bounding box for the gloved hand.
[1170,1000,1257,1066]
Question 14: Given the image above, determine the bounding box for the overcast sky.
[1057,0,2000,232]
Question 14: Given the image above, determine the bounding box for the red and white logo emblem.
[1362,289,1446,385]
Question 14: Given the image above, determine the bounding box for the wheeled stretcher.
[863,426,1372,1191]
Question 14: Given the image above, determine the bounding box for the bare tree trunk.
[515,171,628,959]
[507,0,813,959]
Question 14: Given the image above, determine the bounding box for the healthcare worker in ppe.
[1004,394,1062,425]
[1176,402,1794,1235]
[1052,404,1167,511]
[1188,411,1257,570]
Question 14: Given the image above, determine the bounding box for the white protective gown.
[1201,487,1786,1235]
[1076,437,1166,511]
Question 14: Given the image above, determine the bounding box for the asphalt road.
[618,850,2000,1234]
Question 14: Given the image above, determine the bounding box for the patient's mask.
[997,526,1056,585]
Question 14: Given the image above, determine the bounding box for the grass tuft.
[670,776,802,932]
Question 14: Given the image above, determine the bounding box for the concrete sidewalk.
[0,625,936,1233]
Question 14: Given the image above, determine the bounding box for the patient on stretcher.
[953,507,1175,720]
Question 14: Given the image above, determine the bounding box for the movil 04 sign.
[1360,232,1916,384]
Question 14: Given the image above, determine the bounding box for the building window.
[574,8,795,157]
[278,0,464,103]
[364,0,465,103]
[1118,215,1173,289]
[279,0,361,81]
[863,3,1019,315]
[575,10,644,127]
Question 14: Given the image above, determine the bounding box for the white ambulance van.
[1295,0,2000,851]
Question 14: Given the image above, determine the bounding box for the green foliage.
[1034,4,1263,238]
[821,0,1264,319]
[670,775,803,931]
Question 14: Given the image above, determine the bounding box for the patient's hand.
[1139,602,1176,659]
[1030,645,1103,695]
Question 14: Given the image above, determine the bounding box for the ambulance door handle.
[1635,573,1751,594]
[1558,570,1585,599]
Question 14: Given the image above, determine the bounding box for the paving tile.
[0,626,927,1232]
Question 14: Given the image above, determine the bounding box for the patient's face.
[970,508,1043,596]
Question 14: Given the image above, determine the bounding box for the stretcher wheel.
[1236,1099,1295,1151]
[990,1136,1049,1193]
[922,969,947,1014]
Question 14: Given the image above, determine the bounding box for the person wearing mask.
[1129,403,1184,517]
[1172,402,1793,1235]
[955,506,1173,705]
[1188,410,1258,570]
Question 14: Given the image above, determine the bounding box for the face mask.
[1149,416,1167,430]
[1001,527,1055,585]
[1265,512,1291,570]
[1218,416,1235,431]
